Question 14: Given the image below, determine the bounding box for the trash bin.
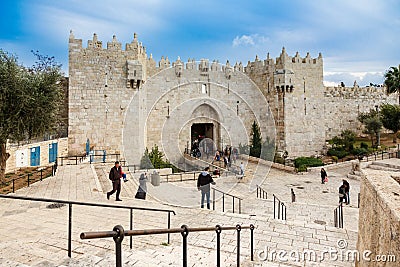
[151,171,160,186]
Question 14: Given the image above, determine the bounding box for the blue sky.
[1,0,399,86]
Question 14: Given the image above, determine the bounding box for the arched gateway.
[123,60,275,166]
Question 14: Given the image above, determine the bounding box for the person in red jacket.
[107,161,122,201]
[197,167,216,209]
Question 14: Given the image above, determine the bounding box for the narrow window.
[202,84,207,94]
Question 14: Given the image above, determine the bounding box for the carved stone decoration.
[224,60,233,80]
[174,57,183,77]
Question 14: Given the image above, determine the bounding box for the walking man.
[197,167,216,209]
[107,161,122,201]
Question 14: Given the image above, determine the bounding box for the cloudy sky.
[1,0,399,86]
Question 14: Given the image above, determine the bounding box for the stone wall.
[324,85,398,139]
[68,33,399,161]
[356,169,400,266]
[6,138,68,173]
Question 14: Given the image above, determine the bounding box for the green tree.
[249,121,262,158]
[384,65,400,95]
[358,109,382,146]
[139,148,153,169]
[380,103,400,143]
[148,144,165,169]
[0,50,64,184]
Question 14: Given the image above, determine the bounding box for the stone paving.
[0,158,363,266]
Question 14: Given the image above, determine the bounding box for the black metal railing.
[256,185,268,199]
[273,194,286,220]
[186,154,238,177]
[80,224,255,267]
[7,164,57,193]
[58,155,86,166]
[359,150,400,162]
[334,203,344,228]
[90,153,120,164]
[291,188,296,203]
[0,195,175,258]
[358,192,360,208]
[212,188,242,214]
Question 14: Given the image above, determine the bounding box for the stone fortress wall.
[68,32,398,161]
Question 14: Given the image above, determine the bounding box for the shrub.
[294,157,324,168]
[352,147,368,156]
[297,165,308,172]
[332,156,338,162]
[327,148,349,159]
[360,142,369,149]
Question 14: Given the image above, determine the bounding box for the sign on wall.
[15,149,29,168]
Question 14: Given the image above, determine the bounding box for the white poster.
[16,149,29,168]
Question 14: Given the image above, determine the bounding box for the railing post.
[216,225,222,267]
[358,193,360,208]
[68,203,72,257]
[277,199,281,219]
[256,185,259,198]
[273,195,276,219]
[12,179,15,193]
[340,203,343,228]
[28,173,30,187]
[236,224,241,267]
[232,196,235,213]
[168,212,171,244]
[113,225,125,267]
[291,188,295,202]
[222,194,225,212]
[250,224,254,261]
[239,199,241,214]
[40,169,43,181]
[181,225,189,267]
[213,189,215,211]
[75,156,78,165]
[130,208,133,249]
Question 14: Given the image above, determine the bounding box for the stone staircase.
[0,159,359,266]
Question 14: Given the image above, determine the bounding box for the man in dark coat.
[107,161,122,201]
[197,167,216,209]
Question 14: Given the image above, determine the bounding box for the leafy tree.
[249,121,262,158]
[328,130,356,152]
[0,50,64,184]
[139,148,153,169]
[384,65,400,95]
[380,103,400,142]
[260,137,275,161]
[358,109,382,146]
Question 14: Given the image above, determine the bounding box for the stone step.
[367,163,400,172]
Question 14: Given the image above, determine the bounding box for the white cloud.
[232,34,269,47]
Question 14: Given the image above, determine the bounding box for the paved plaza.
[0,157,374,266]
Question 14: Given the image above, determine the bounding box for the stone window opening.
[202,84,207,94]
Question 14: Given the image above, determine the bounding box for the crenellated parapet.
[325,85,388,99]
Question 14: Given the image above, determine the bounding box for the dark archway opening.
[191,123,213,143]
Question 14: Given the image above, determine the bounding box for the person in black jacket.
[342,179,350,205]
[107,161,122,201]
[197,167,216,209]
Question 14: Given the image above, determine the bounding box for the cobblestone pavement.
[0,158,366,266]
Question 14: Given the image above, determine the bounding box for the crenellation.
[68,33,399,159]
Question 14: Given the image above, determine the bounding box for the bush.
[297,165,308,172]
[360,142,369,149]
[327,148,349,159]
[294,157,324,168]
[332,156,338,162]
[352,147,368,156]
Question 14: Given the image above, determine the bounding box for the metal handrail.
[6,164,57,193]
[186,154,238,177]
[80,224,255,267]
[334,203,344,228]
[256,185,268,199]
[58,155,86,166]
[273,194,286,220]
[0,194,175,258]
[291,188,296,202]
[212,188,243,214]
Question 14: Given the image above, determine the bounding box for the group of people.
[106,161,148,201]
[320,168,351,205]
